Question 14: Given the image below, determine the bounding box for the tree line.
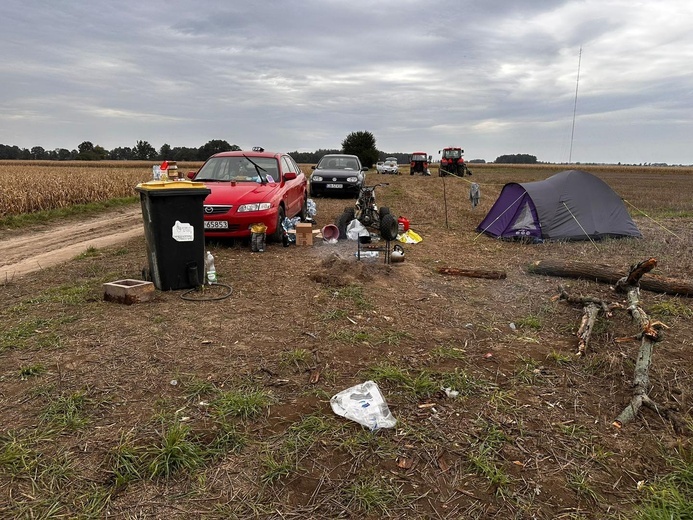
[0,140,241,162]
[1,134,394,166]
[2,133,534,165]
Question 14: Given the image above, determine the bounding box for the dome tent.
[476,170,641,242]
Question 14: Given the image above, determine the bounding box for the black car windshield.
[317,157,360,170]
[196,156,278,182]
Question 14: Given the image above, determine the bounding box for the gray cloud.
[1,0,691,164]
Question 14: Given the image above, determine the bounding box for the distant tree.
[76,141,105,161]
[287,148,341,164]
[133,140,157,160]
[30,146,47,160]
[78,141,94,154]
[56,148,73,160]
[197,140,240,161]
[378,152,410,163]
[93,145,109,160]
[170,146,200,161]
[109,147,134,160]
[468,159,486,164]
[494,154,538,164]
[159,143,172,161]
[342,131,378,167]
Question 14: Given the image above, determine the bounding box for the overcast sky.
[2,0,691,164]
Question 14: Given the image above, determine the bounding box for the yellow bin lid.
[135,179,208,190]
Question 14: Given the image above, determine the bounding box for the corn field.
[0,161,202,217]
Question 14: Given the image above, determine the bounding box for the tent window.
[510,202,539,232]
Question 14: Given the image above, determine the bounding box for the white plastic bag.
[330,381,396,430]
[346,219,369,241]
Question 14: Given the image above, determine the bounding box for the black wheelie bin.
[135,179,210,291]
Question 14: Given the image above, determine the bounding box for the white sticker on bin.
[172,221,194,242]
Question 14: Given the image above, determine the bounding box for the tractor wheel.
[380,213,399,241]
[337,210,354,240]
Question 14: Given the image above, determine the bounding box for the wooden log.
[438,267,507,279]
[528,259,693,296]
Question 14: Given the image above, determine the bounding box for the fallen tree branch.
[528,259,693,296]
[612,259,674,429]
[552,260,681,430]
[438,267,507,279]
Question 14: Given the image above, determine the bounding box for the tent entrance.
[507,199,541,239]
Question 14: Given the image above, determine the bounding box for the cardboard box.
[296,223,313,246]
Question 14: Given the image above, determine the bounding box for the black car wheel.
[299,195,308,221]
[271,205,286,242]
[380,213,399,241]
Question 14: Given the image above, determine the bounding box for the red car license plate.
[204,221,228,229]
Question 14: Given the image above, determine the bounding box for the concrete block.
[103,279,155,305]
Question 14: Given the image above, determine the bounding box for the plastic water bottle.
[205,251,217,284]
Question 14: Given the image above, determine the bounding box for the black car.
[309,154,367,197]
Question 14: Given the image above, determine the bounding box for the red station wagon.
[189,148,308,241]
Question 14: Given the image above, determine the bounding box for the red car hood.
[201,182,278,207]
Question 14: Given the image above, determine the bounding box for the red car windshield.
[196,156,279,183]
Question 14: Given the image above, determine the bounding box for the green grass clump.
[330,284,373,310]
[515,314,542,330]
[211,387,273,420]
[40,390,91,430]
[147,423,205,478]
[649,299,693,319]
[19,363,46,380]
[634,446,693,519]
[342,476,403,514]
[280,348,312,370]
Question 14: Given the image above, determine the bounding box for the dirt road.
[0,206,143,281]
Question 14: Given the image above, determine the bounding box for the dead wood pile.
[546,258,683,431]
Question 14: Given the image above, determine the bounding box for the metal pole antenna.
[569,46,582,164]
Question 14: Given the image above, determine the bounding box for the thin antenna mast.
[569,46,582,164]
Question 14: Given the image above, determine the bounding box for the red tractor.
[439,147,472,177]
[409,151,430,175]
